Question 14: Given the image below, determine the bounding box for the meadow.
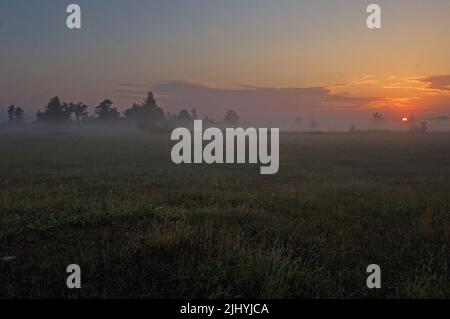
[0,129,449,298]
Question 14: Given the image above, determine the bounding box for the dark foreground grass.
[0,130,449,298]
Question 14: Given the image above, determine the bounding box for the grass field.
[0,129,449,298]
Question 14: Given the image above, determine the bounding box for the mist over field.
[1,128,449,298]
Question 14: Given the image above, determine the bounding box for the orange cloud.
[421,75,450,92]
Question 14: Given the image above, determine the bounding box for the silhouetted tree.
[410,121,429,133]
[370,112,385,128]
[349,125,357,133]
[7,105,16,123]
[123,91,165,131]
[420,121,429,133]
[191,108,198,120]
[68,103,89,122]
[203,115,216,128]
[95,99,120,122]
[223,109,239,126]
[178,109,192,121]
[309,116,319,132]
[36,110,44,122]
[123,103,141,122]
[165,111,177,121]
[371,112,384,122]
[37,96,72,123]
[177,109,193,128]
[14,107,25,124]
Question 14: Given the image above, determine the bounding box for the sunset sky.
[1,0,449,129]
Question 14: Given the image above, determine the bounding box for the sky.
[1,0,450,129]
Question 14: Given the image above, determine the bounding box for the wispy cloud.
[329,75,379,90]
[147,80,381,121]
[116,83,153,89]
[382,75,450,94]
[421,75,450,92]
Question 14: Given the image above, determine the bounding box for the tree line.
[5,93,432,133]
[4,90,241,131]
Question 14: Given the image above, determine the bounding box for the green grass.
[0,130,449,298]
